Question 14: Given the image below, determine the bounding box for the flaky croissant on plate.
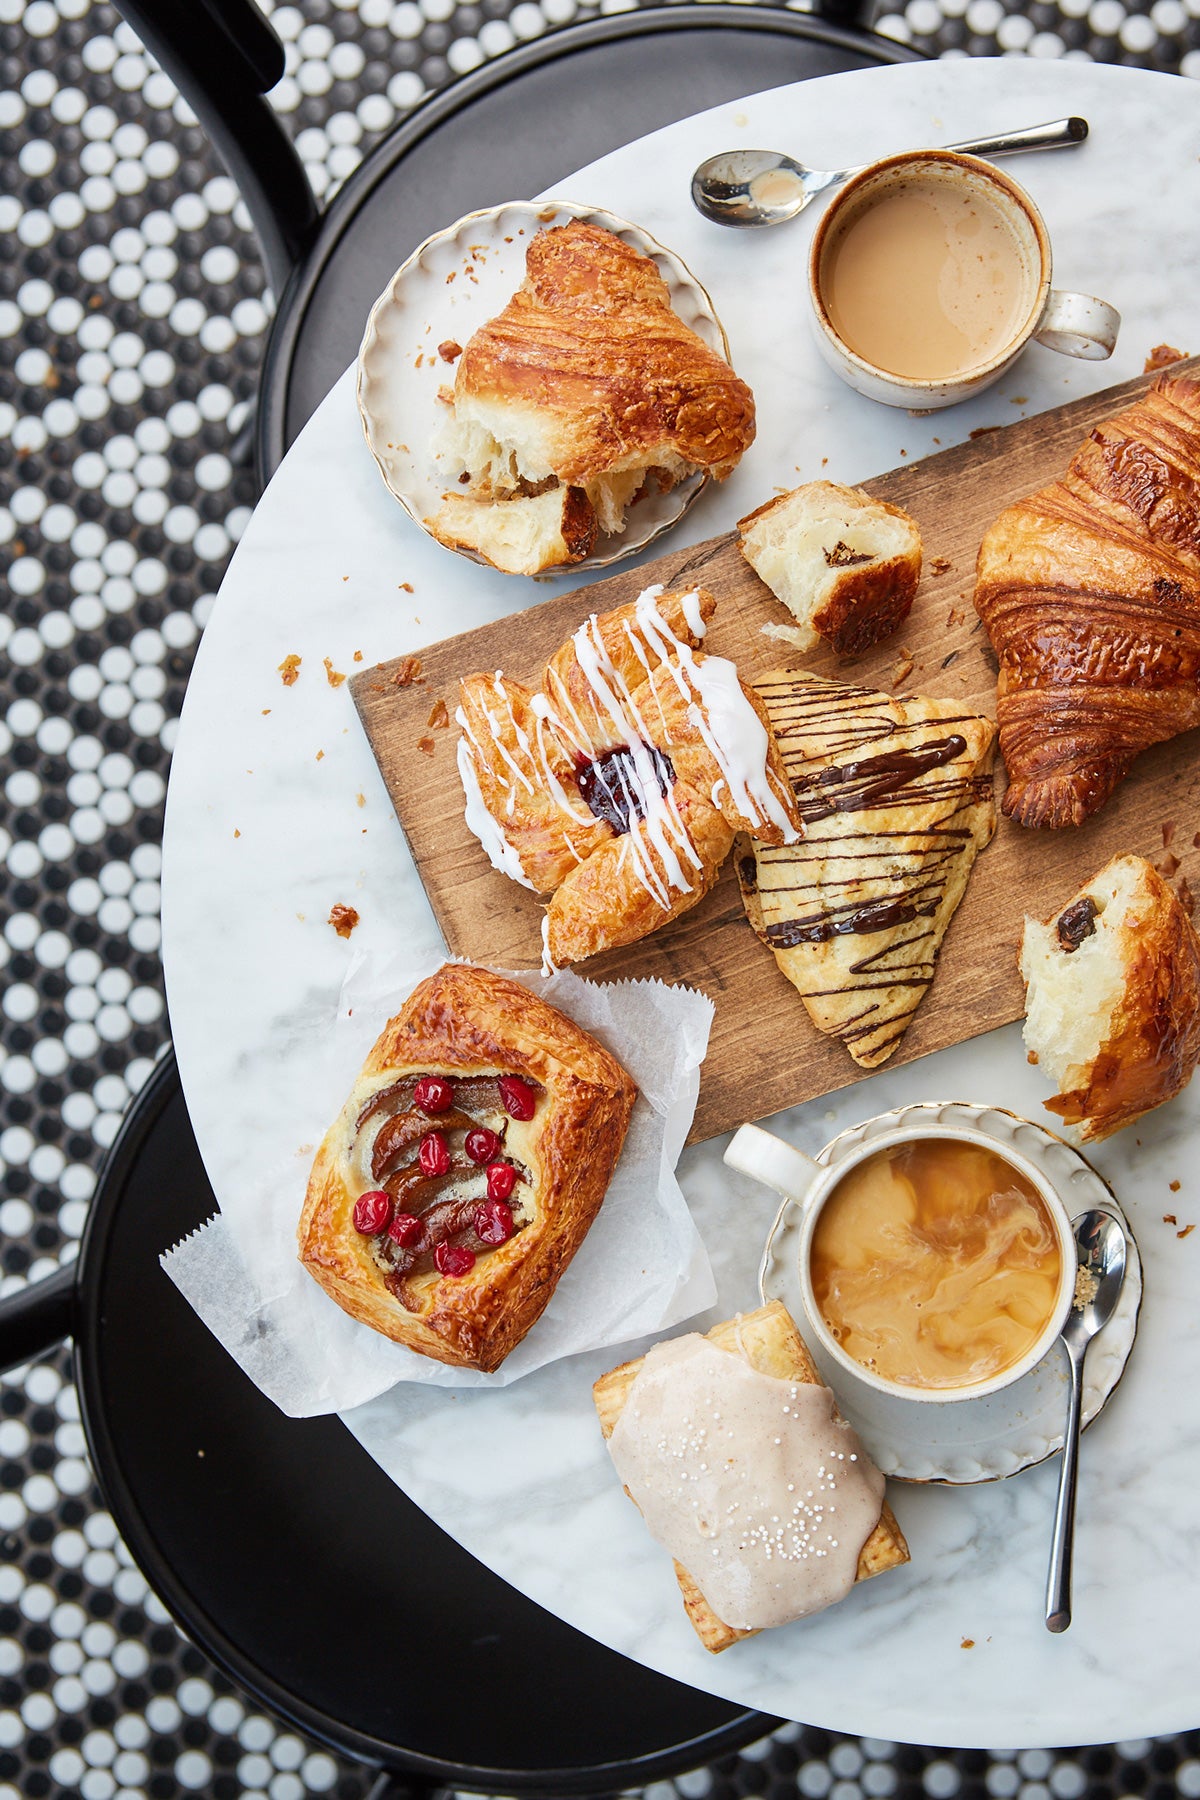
[975,369,1200,827]
[456,585,803,967]
[429,220,756,574]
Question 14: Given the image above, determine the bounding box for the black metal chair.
[13,5,920,1787]
[111,0,921,484]
[0,1051,778,1797]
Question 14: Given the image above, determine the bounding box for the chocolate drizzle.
[799,736,968,821]
[354,1073,542,1309]
[741,672,996,1067]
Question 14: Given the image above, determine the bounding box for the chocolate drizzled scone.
[737,670,997,1067]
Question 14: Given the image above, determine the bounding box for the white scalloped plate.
[759,1102,1142,1485]
[355,199,731,574]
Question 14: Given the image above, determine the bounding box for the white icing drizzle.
[632,591,799,843]
[539,912,556,976]
[607,1335,886,1632]
[481,677,535,797]
[456,585,797,921]
[681,588,708,640]
[455,726,536,890]
[530,694,594,826]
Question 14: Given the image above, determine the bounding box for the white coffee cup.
[726,1109,1078,1405]
[808,150,1120,411]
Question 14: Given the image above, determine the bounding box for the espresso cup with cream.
[727,1110,1078,1405]
[808,151,1120,410]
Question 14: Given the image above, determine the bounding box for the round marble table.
[162,56,1200,1748]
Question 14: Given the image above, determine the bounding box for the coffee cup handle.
[1034,291,1120,361]
[724,1124,821,1202]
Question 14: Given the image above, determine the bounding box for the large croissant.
[974,370,1200,827]
[429,221,756,572]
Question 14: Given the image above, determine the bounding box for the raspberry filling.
[576,742,675,835]
[497,1075,536,1121]
[354,1070,542,1306]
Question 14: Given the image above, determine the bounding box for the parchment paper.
[161,952,717,1415]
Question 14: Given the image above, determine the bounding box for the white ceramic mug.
[808,150,1120,411]
[725,1108,1078,1405]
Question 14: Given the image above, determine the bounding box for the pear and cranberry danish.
[455,585,803,967]
[298,963,637,1370]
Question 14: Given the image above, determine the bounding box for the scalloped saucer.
[759,1101,1142,1485]
[355,199,729,573]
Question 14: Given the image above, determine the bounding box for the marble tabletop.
[161,57,1200,1747]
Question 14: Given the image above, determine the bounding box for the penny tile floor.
[1,0,1198,1795]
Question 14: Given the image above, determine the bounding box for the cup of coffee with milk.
[807,150,1120,410]
[726,1109,1079,1404]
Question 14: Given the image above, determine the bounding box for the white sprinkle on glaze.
[606,1335,886,1631]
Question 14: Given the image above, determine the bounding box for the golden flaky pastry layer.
[298,963,636,1371]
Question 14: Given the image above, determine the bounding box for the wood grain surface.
[351,357,1200,1143]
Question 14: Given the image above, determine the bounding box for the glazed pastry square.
[593,1301,908,1653]
[456,586,802,968]
[738,670,996,1068]
[298,963,637,1372]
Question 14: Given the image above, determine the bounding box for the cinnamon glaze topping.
[354,1072,543,1307]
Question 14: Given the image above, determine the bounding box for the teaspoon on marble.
[1045,1209,1128,1633]
[691,116,1089,228]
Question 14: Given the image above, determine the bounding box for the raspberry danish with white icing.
[455,586,803,967]
[298,963,637,1370]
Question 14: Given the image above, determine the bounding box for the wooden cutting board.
[351,357,1200,1143]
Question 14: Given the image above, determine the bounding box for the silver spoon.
[1045,1208,1128,1633]
[691,116,1089,228]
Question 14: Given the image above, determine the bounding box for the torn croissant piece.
[1020,853,1200,1142]
[593,1301,908,1653]
[974,369,1200,828]
[427,220,756,573]
[456,585,802,968]
[738,480,923,656]
[298,963,637,1370]
[737,670,996,1068]
[428,486,598,577]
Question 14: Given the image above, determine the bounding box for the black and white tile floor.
[2,0,1199,1795]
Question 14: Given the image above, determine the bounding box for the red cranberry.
[475,1198,514,1245]
[485,1161,516,1201]
[464,1127,501,1165]
[435,1243,476,1277]
[353,1190,393,1235]
[388,1212,422,1248]
[413,1075,454,1115]
[418,1131,451,1177]
[498,1075,536,1121]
